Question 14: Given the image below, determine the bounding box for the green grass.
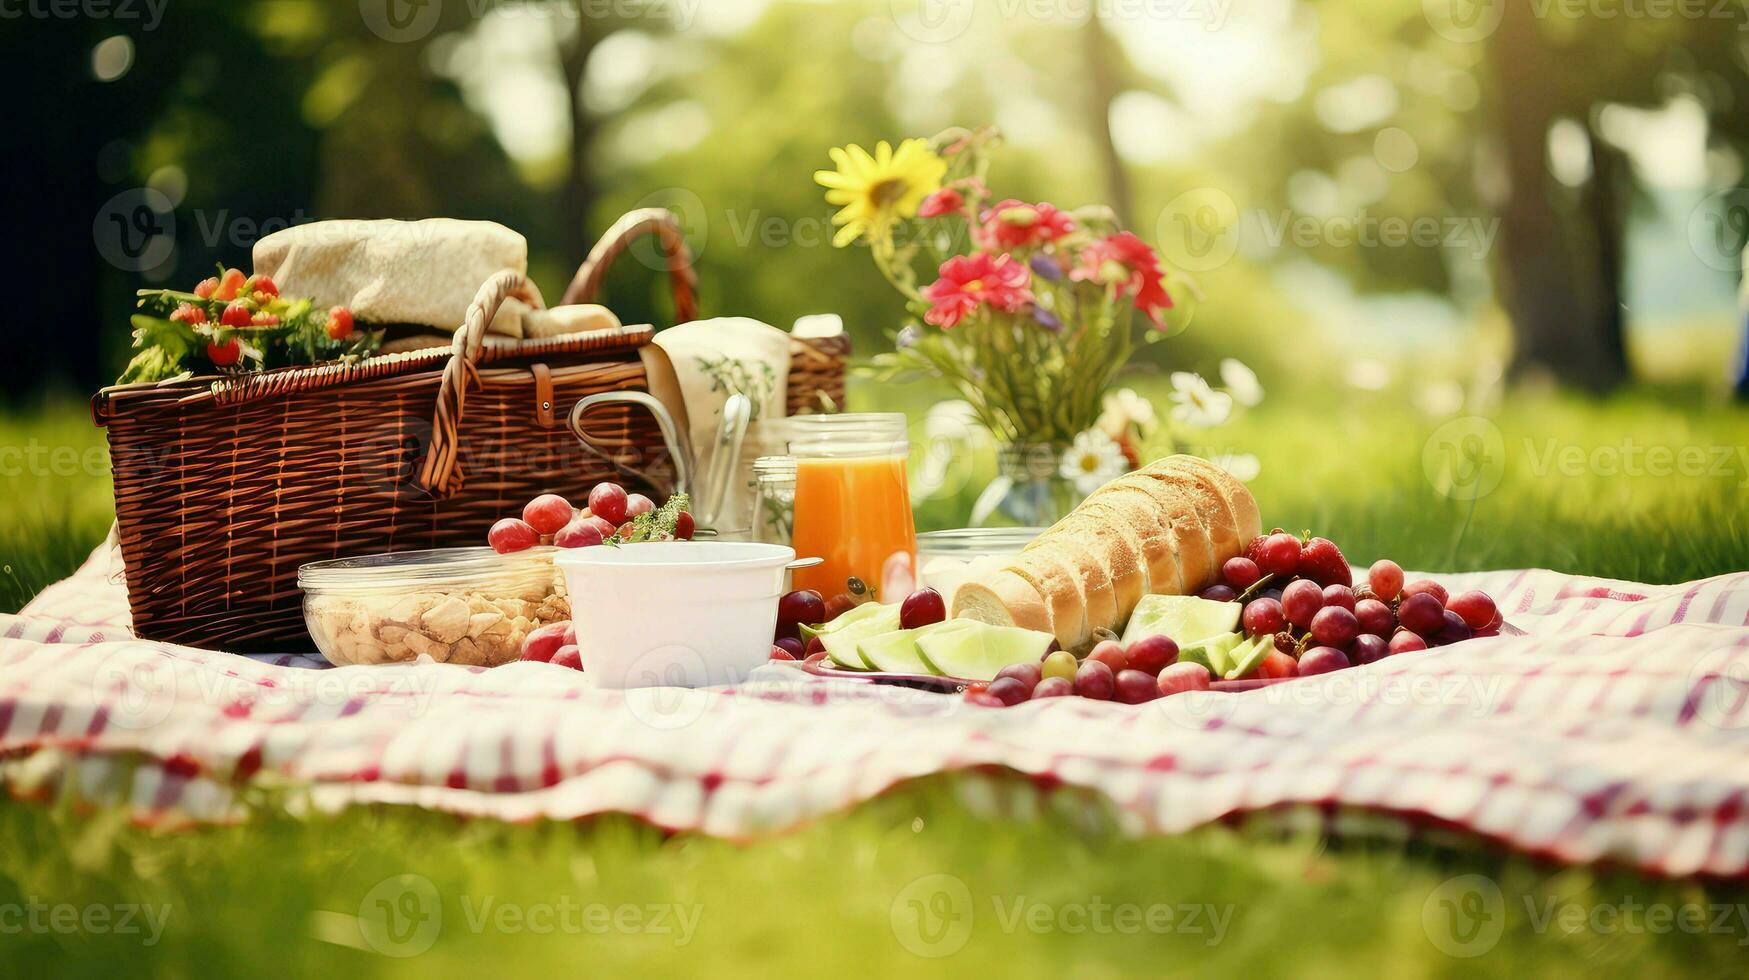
[2,383,1748,977]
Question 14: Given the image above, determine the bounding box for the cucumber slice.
[1121,595,1242,648]
[819,604,904,668]
[1224,634,1275,680]
[1179,632,1243,678]
[915,622,1054,681]
[857,621,976,673]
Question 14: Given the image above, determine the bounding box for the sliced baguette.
[1154,458,1243,567]
[951,568,1051,634]
[1036,501,1147,622]
[1089,486,1188,596]
[1008,551,1088,651]
[1182,456,1262,546]
[1031,534,1119,649]
[1104,468,1217,592]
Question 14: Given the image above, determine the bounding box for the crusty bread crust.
[952,568,1049,634]
[1181,456,1262,547]
[1043,501,1146,622]
[1009,551,1087,651]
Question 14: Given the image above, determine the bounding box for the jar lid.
[298,547,554,594]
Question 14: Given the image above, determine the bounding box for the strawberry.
[214,268,247,302]
[1297,536,1352,587]
[206,340,241,367]
[325,305,354,341]
[246,275,279,299]
[193,277,219,299]
[251,312,280,327]
[220,301,254,327]
[169,302,207,325]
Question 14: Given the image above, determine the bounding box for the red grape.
[777,590,826,628]
[1222,557,1261,590]
[773,637,805,659]
[1156,662,1212,696]
[522,494,575,535]
[1074,660,1116,700]
[1257,651,1298,679]
[1282,579,1324,629]
[553,519,605,549]
[900,588,947,629]
[1086,640,1129,673]
[588,483,629,525]
[1367,560,1405,602]
[1388,630,1428,655]
[769,644,797,661]
[1032,677,1073,699]
[1256,532,1301,577]
[995,662,1043,689]
[521,621,575,662]
[1402,579,1449,605]
[624,493,656,519]
[1243,597,1287,637]
[1115,669,1162,704]
[964,690,1005,708]
[1320,584,1357,612]
[1354,598,1394,637]
[1433,610,1473,646]
[988,677,1032,706]
[674,511,696,540]
[1448,590,1498,630]
[1127,635,1179,675]
[488,518,540,554]
[1310,606,1359,649]
[1297,646,1350,676]
[1349,634,1389,665]
[805,636,826,657]
[1398,593,1446,635]
[1200,584,1239,603]
[550,645,584,671]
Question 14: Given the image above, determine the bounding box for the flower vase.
[970,444,1083,528]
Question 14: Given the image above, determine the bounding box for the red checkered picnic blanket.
[4,541,1747,878]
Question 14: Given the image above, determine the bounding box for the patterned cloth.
[4,544,1748,878]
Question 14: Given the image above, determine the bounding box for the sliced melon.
[1179,632,1244,678]
[820,604,904,668]
[857,621,976,673]
[800,600,888,643]
[915,622,1055,681]
[1224,634,1275,680]
[1121,595,1241,648]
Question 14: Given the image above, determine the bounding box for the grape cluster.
[1211,531,1501,677]
[963,635,1205,707]
[487,483,692,555]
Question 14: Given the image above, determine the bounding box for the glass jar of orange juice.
[787,413,917,604]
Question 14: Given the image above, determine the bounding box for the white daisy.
[1097,387,1159,440]
[1208,452,1261,482]
[1059,428,1128,495]
[1168,372,1233,428]
[1219,358,1264,407]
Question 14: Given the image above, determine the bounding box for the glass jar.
[787,413,917,603]
[299,548,567,667]
[915,527,1045,598]
[750,455,797,547]
[970,443,1084,527]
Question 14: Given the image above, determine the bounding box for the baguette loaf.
[953,455,1261,651]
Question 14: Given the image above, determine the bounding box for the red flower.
[923,253,1033,329]
[1070,232,1173,328]
[979,200,1074,250]
[918,188,964,218]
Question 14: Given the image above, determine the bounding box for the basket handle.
[558,208,700,324]
[415,269,546,497]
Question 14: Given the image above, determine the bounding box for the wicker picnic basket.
[93,209,850,652]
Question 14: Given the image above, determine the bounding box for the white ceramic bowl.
[552,541,794,689]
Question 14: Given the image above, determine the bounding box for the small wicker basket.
[93,209,848,652]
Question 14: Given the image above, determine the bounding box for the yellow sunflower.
[815,139,946,248]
